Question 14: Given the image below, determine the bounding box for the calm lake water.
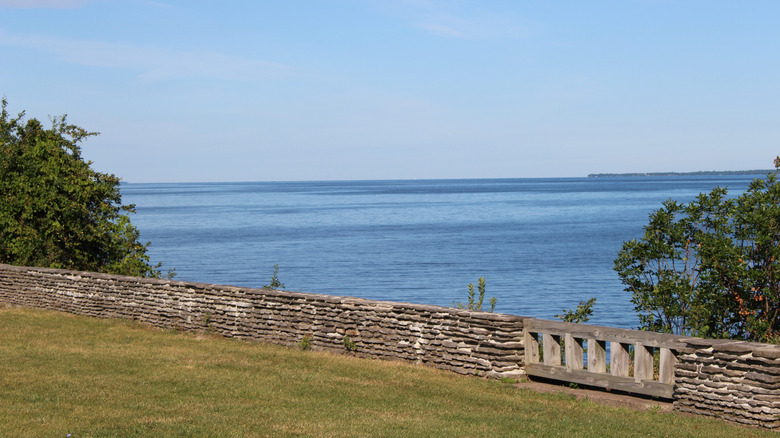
[121,175,764,329]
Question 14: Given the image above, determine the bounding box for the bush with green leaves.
[0,99,164,278]
[342,335,358,352]
[299,334,312,351]
[453,276,496,312]
[555,298,596,324]
[262,264,285,289]
[615,161,780,343]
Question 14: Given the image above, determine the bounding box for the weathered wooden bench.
[524,318,685,399]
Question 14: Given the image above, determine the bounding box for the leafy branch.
[453,276,496,312]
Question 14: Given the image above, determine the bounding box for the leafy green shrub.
[263,264,285,289]
[615,160,780,342]
[555,298,596,323]
[342,335,358,352]
[299,335,312,351]
[0,99,165,277]
[453,277,496,312]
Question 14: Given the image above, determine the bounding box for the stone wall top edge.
[683,337,780,352]
[229,288,526,322]
[0,263,185,286]
[0,263,527,322]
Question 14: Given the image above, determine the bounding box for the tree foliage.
[0,99,163,277]
[555,297,597,324]
[615,162,780,343]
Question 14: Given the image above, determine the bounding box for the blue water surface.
[121,175,762,329]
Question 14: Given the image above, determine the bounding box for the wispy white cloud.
[415,23,465,38]
[0,30,299,82]
[0,0,97,8]
[414,13,523,39]
[366,0,531,40]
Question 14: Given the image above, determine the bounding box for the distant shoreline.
[588,170,774,178]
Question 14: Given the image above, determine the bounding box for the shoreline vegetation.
[588,170,774,178]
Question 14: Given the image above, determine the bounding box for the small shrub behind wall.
[0,264,526,380]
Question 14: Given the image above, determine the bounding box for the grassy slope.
[0,306,773,437]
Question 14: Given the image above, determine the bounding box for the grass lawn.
[0,306,774,437]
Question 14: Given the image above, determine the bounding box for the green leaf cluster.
[262,264,285,289]
[453,276,497,312]
[615,161,780,343]
[0,99,164,278]
[555,297,597,324]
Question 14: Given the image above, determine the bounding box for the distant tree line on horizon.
[589,169,775,178]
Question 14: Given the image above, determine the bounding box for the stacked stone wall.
[675,338,780,429]
[1,263,778,429]
[0,264,525,379]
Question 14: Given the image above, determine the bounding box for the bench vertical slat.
[525,331,540,364]
[610,342,630,377]
[634,343,653,381]
[565,334,584,371]
[588,339,606,373]
[543,333,561,366]
[659,347,676,384]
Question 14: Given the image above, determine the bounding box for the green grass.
[0,306,774,437]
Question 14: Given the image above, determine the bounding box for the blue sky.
[1,1,778,182]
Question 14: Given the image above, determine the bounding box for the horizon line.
[119,169,775,185]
